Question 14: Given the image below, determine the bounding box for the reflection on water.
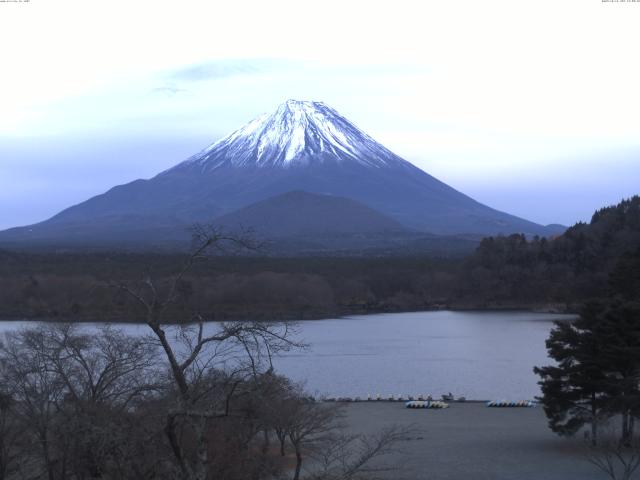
[0,310,575,400]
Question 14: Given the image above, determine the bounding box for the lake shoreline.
[0,302,578,324]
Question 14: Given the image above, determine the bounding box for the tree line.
[2,196,639,321]
[458,196,640,307]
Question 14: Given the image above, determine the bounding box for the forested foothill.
[0,196,638,322]
[458,196,640,308]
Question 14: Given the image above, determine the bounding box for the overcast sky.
[1,0,639,230]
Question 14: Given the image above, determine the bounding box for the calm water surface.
[0,311,574,400]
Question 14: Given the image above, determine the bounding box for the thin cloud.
[169,58,295,82]
[152,85,189,97]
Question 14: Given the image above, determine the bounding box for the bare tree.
[42,324,161,479]
[0,325,162,480]
[109,225,301,480]
[260,374,301,457]
[286,401,344,480]
[586,423,640,480]
[0,390,22,480]
[0,328,70,480]
[309,425,415,480]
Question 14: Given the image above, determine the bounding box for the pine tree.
[595,301,640,445]
[535,299,640,446]
[534,304,610,445]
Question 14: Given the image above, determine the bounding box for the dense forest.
[0,196,638,322]
[458,196,640,307]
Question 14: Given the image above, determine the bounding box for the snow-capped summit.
[174,100,409,171]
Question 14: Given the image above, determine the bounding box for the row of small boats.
[405,399,536,409]
[486,400,535,408]
[405,401,449,409]
[323,397,536,407]
[325,395,450,402]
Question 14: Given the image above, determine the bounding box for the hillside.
[455,196,640,307]
[215,190,406,236]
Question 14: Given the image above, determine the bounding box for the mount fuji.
[0,100,563,252]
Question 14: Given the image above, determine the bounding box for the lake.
[0,310,574,400]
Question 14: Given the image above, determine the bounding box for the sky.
[1,0,639,230]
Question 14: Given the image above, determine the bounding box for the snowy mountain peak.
[173,100,409,172]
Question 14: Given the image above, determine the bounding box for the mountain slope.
[215,190,406,237]
[0,214,190,250]
[0,100,564,250]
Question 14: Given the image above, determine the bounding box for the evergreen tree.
[595,301,640,445]
[535,300,640,446]
[534,304,610,445]
[609,247,640,301]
